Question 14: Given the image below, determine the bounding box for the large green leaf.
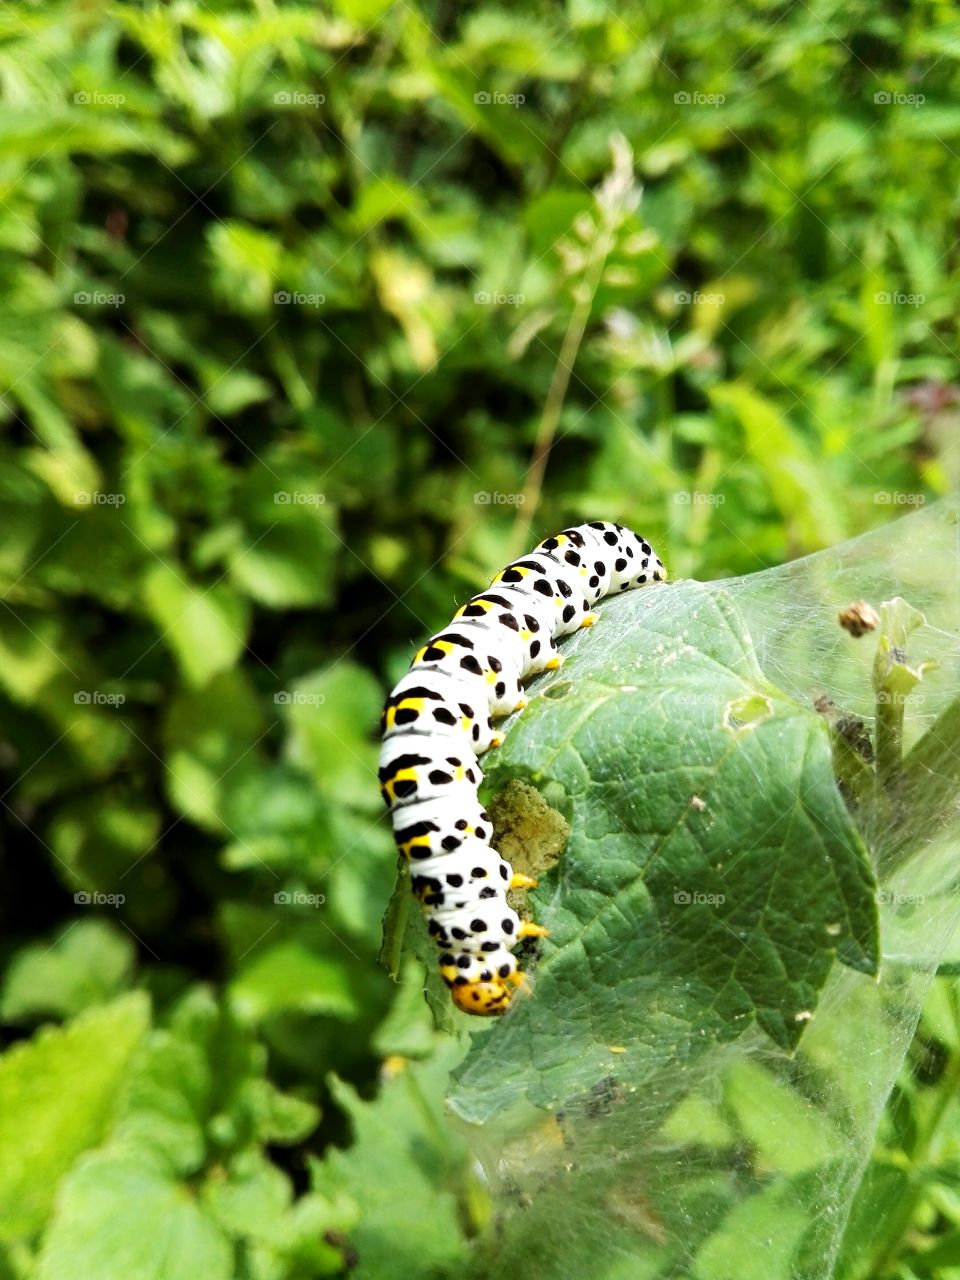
[451,580,879,1119]
[36,1152,233,1280]
[0,993,150,1239]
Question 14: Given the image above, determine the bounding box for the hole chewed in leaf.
[723,692,773,733]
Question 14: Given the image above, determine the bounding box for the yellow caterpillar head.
[451,978,513,1016]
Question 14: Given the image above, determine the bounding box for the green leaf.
[230,941,358,1023]
[162,671,264,833]
[312,1046,473,1280]
[0,993,150,1239]
[0,920,135,1023]
[722,1061,836,1175]
[36,1151,232,1280]
[282,661,384,810]
[451,580,879,1120]
[142,562,249,688]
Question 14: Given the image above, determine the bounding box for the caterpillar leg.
[518,922,550,939]
[545,654,565,671]
[579,612,598,629]
[509,872,538,890]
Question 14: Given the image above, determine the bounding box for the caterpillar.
[380,521,666,1016]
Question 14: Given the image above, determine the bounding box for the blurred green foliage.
[0,0,958,1276]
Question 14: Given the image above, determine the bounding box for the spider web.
[441,496,960,1280]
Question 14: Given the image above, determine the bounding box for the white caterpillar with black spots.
[379,521,666,1015]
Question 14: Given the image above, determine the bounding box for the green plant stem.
[511,224,616,556]
[377,861,410,981]
[874,692,904,793]
[882,694,960,869]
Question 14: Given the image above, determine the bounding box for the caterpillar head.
[451,977,513,1016]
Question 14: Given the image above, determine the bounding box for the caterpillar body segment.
[381,669,502,754]
[584,520,667,593]
[409,839,515,907]
[452,607,563,678]
[453,588,563,649]
[490,554,596,635]
[409,628,526,717]
[378,734,483,811]
[391,796,493,860]
[382,522,666,1015]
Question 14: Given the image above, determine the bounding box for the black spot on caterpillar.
[381,523,666,1015]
